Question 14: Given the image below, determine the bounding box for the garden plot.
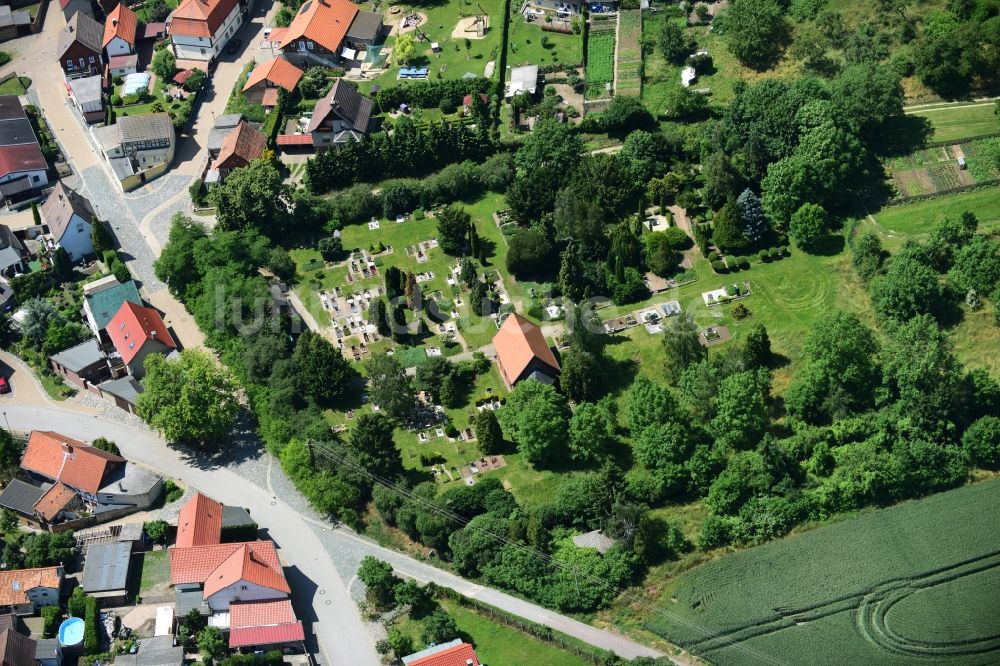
[888,144,976,199]
[585,21,616,99]
[615,10,642,96]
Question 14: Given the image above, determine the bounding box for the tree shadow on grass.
[879,114,934,157]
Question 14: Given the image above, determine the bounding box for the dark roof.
[85,279,142,331]
[33,639,59,664]
[0,97,26,122]
[0,628,37,666]
[81,542,132,593]
[222,505,255,529]
[307,79,372,134]
[97,376,143,405]
[0,480,45,517]
[58,12,104,58]
[174,586,210,616]
[50,339,106,374]
[41,182,95,242]
[114,635,182,666]
[345,10,382,41]
[0,119,38,149]
[0,615,17,633]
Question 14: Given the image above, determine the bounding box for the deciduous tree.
[497,381,570,466]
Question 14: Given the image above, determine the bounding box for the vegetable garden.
[585,21,615,99]
[615,10,642,96]
[644,479,1000,666]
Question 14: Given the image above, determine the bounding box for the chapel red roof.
[492,313,560,388]
[20,431,125,495]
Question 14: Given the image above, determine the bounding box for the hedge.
[373,77,494,111]
[83,595,99,654]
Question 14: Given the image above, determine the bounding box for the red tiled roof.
[493,313,560,388]
[109,54,138,68]
[175,492,222,549]
[407,642,480,666]
[276,134,313,146]
[279,0,358,54]
[20,431,125,495]
[32,483,76,522]
[463,93,488,107]
[169,541,283,586]
[173,69,194,84]
[229,622,304,648]
[169,0,239,38]
[103,3,138,47]
[106,301,176,366]
[0,568,61,607]
[243,57,303,94]
[0,145,46,180]
[213,120,267,171]
[265,27,287,43]
[230,599,297,629]
[202,544,291,597]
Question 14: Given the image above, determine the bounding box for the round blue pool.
[58,617,84,647]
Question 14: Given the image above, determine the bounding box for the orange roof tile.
[175,492,223,549]
[170,541,285,587]
[213,121,267,172]
[279,0,357,54]
[242,58,303,94]
[106,301,177,366]
[406,642,480,666]
[169,0,240,38]
[492,313,560,388]
[32,483,76,522]
[229,622,304,648]
[202,544,291,597]
[20,432,125,495]
[261,88,279,108]
[230,599,297,629]
[0,568,62,607]
[103,4,138,47]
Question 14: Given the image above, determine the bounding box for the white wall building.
[167,0,243,61]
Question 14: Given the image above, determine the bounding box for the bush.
[0,52,10,67]
[163,479,183,502]
[707,250,720,261]
[83,595,99,654]
[318,236,342,260]
[111,94,122,106]
[711,260,728,273]
[735,256,750,269]
[412,208,425,220]
[42,605,60,638]
[144,520,169,543]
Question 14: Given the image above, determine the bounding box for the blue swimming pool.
[58,617,84,647]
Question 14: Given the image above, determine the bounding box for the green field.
[138,550,170,595]
[644,479,1000,666]
[909,102,1000,143]
[871,184,1000,245]
[506,14,583,70]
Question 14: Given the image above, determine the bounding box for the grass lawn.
[137,550,171,596]
[908,102,1000,143]
[870,184,1000,248]
[0,77,27,96]
[360,0,505,93]
[135,0,178,24]
[506,14,583,70]
[113,75,168,118]
[389,599,592,665]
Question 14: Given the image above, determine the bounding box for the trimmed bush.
[707,250,720,261]
[42,606,60,638]
[711,260,728,273]
[735,256,751,269]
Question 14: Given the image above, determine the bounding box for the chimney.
[61,443,72,454]
[112,18,118,26]
[150,330,157,339]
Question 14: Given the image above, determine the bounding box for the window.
[76,223,84,233]
[32,175,39,183]
[128,341,136,350]
[200,48,206,55]
[88,56,95,63]
[79,57,85,66]
[66,59,73,68]
[307,40,314,50]
[119,322,126,331]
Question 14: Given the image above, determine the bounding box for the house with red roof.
[19,431,125,497]
[171,492,301,649]
[106,301,177,379]
[206,120,266,184]
[103,3,138,57]
[278,0,379,67]
[241,57,302,107]
[402,639,480,666]
[493,313,561,389]
[0,96,48,200]
[167,0,243,61]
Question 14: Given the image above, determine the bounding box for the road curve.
[1,402,667,661]
[0,404,380,666]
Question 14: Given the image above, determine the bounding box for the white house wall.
[106,36,133,57]
[206,580,286,611]
[57,212,94,261]
[171,5,242,60]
